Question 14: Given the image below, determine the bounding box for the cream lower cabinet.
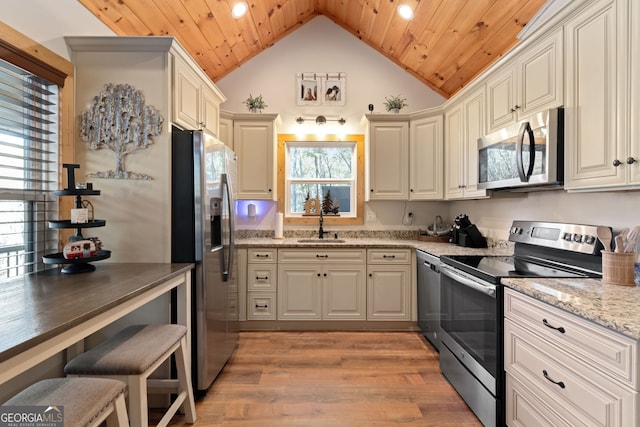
[504,288,639,426]
[366,249,412,320]
[277,249,366,320]
[246,248,277,320]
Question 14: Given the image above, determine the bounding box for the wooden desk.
[0,263,193,385]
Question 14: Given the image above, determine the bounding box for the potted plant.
[244,93,267,113]
[383,95,408,113]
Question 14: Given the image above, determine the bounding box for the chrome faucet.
[318,211,329,239]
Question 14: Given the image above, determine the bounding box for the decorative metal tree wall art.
[80,83,164,180]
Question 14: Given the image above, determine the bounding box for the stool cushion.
[2,377,126,427]
[64,324,187,375]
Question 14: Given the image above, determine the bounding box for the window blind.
[0,58,58,280]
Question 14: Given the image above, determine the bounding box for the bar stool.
[64,324,196,427]
[2,377,129,427]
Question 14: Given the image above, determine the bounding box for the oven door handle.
[440,265,497,298]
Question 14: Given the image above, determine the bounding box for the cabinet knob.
[317,273,321,277]
[368,273,372,277]
[627,157,637,165]
[268,188,272,192]
[510,105,521,113]
[613,159,622,167]
[370,189,374,192]
[410,189,414,192]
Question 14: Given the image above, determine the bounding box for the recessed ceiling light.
[232,2,248,19]
[397,4,414,20]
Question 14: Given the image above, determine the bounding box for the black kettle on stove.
[450,214,487,248]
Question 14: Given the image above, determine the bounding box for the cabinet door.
[218,114,234,149]
[173,57,200,130]
[277,265,322,319]
[517,30,563,117]
[631,0,640,185]
[444,103,464,199]
[234,120,275,199]
[369,121,409,199]
[565,0,626,190]
[367,265,411,320]
[409,114,443,200]
[461,88,487,199]
[486,64,517,132]
[201,85,220,136]
[322,265,366,320]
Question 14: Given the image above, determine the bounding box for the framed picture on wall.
[296,73,321,105]
[321,73,345,106]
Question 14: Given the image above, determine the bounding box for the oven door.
[439,263,500,395]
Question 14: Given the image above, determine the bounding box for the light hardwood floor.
[159,331,482,426]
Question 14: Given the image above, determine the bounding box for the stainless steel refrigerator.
[171,127,239,394]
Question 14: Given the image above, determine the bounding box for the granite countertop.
[235,237,514,257]
[503,277,640,341]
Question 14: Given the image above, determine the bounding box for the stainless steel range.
[438,220,606,427]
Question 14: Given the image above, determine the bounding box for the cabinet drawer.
[247,264,277,291]
[505,319,638,426]
[247,292,276,320]
[247,248,277,263]
[506,373,574,427]
[278,248,366,263]
[367,248,411,264]
[504,288,638,389]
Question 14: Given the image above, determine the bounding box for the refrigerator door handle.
[221,173,234,282]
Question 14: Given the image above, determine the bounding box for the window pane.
[288,145,353,179]
[0,58,59,281]
[290,183,351,214]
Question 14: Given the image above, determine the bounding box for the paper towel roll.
[274,212,284,239]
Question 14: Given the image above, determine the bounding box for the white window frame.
[284,141,357,218]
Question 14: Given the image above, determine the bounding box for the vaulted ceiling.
[77,0,547,98]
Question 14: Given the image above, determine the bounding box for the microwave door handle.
[516,122,535,182]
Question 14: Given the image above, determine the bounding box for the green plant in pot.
[244,94,267,113]
[383,95,408,113]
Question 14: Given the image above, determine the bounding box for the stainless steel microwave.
[477,108,563,191]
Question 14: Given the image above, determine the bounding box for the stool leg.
[127,375,148,427]
[106,393,130,427]
[175,336,197,423]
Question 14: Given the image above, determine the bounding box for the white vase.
[390,108,400,114]
[250,107,260,113]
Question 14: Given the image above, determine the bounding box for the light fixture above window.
[231,2,248,19]
[397,4,414,20]
[296,115,346,126]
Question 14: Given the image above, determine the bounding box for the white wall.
[2,0,115,58]
[216,16,445,133]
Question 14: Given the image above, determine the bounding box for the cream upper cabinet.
[172,54,224,136]
[218,110,234,149]
[444,87,487,200]
[365,115,409,200]
[486,30,563,133]
[234,114,280,200]
[564,0,634,191]
[409,112,444,200]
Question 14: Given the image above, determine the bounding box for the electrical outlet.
[366,210,377,222]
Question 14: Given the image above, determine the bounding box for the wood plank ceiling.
[77,0,547,98]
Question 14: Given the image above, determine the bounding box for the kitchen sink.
[297,239,346,243]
